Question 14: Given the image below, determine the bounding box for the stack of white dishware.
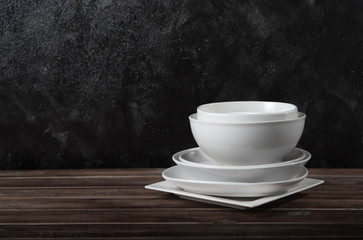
[146,101,324,209]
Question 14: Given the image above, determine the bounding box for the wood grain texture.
[0,168,362,239]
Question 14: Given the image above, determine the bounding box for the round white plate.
[162,166,308,197]
[173,147,310,182]
[179,147,306,166]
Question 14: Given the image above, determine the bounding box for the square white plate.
[145,178,324,209]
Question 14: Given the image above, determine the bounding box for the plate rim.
[174,147,310,169]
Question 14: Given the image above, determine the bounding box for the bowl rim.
[197,101,297,116]
[190,112,306,125]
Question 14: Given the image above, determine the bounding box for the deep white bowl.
[162,166,308,197]
[173,147,310,182]
[189,112,306,166]
[197,101,298,123]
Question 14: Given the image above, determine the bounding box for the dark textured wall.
[1,0,363,169]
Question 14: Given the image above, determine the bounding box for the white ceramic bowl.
[173,147,310,182]
[189,112,306,166]
[197,101,298,123]
[162,166,308,197]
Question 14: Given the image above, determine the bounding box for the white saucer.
[161,166,308,197]
[145,178,324,209]
[179,147,306,166]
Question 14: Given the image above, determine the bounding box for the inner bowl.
[197,101,298,123]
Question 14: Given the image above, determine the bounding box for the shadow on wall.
[0,0,362,169]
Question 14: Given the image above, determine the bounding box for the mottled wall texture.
[1,0,363,169]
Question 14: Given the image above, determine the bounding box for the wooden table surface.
[0,168,362,239]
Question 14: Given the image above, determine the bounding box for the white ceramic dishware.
[173,147,310,182]
[178,147,306,166]
[189,112,306,166]
[162,166,308,197]
[197,101,298,123]
[145,178,324,209]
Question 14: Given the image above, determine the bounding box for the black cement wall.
[1,0,363,169]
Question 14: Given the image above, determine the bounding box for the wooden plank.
[0,187,361,199]
[0,187,164,198]
[0,169,164,177]
[0,223,362,238]
[0,209,362,224]
[1,177,359,189]
[0,175,163,187]
[308,168,363,176]
[0,194,361,210]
